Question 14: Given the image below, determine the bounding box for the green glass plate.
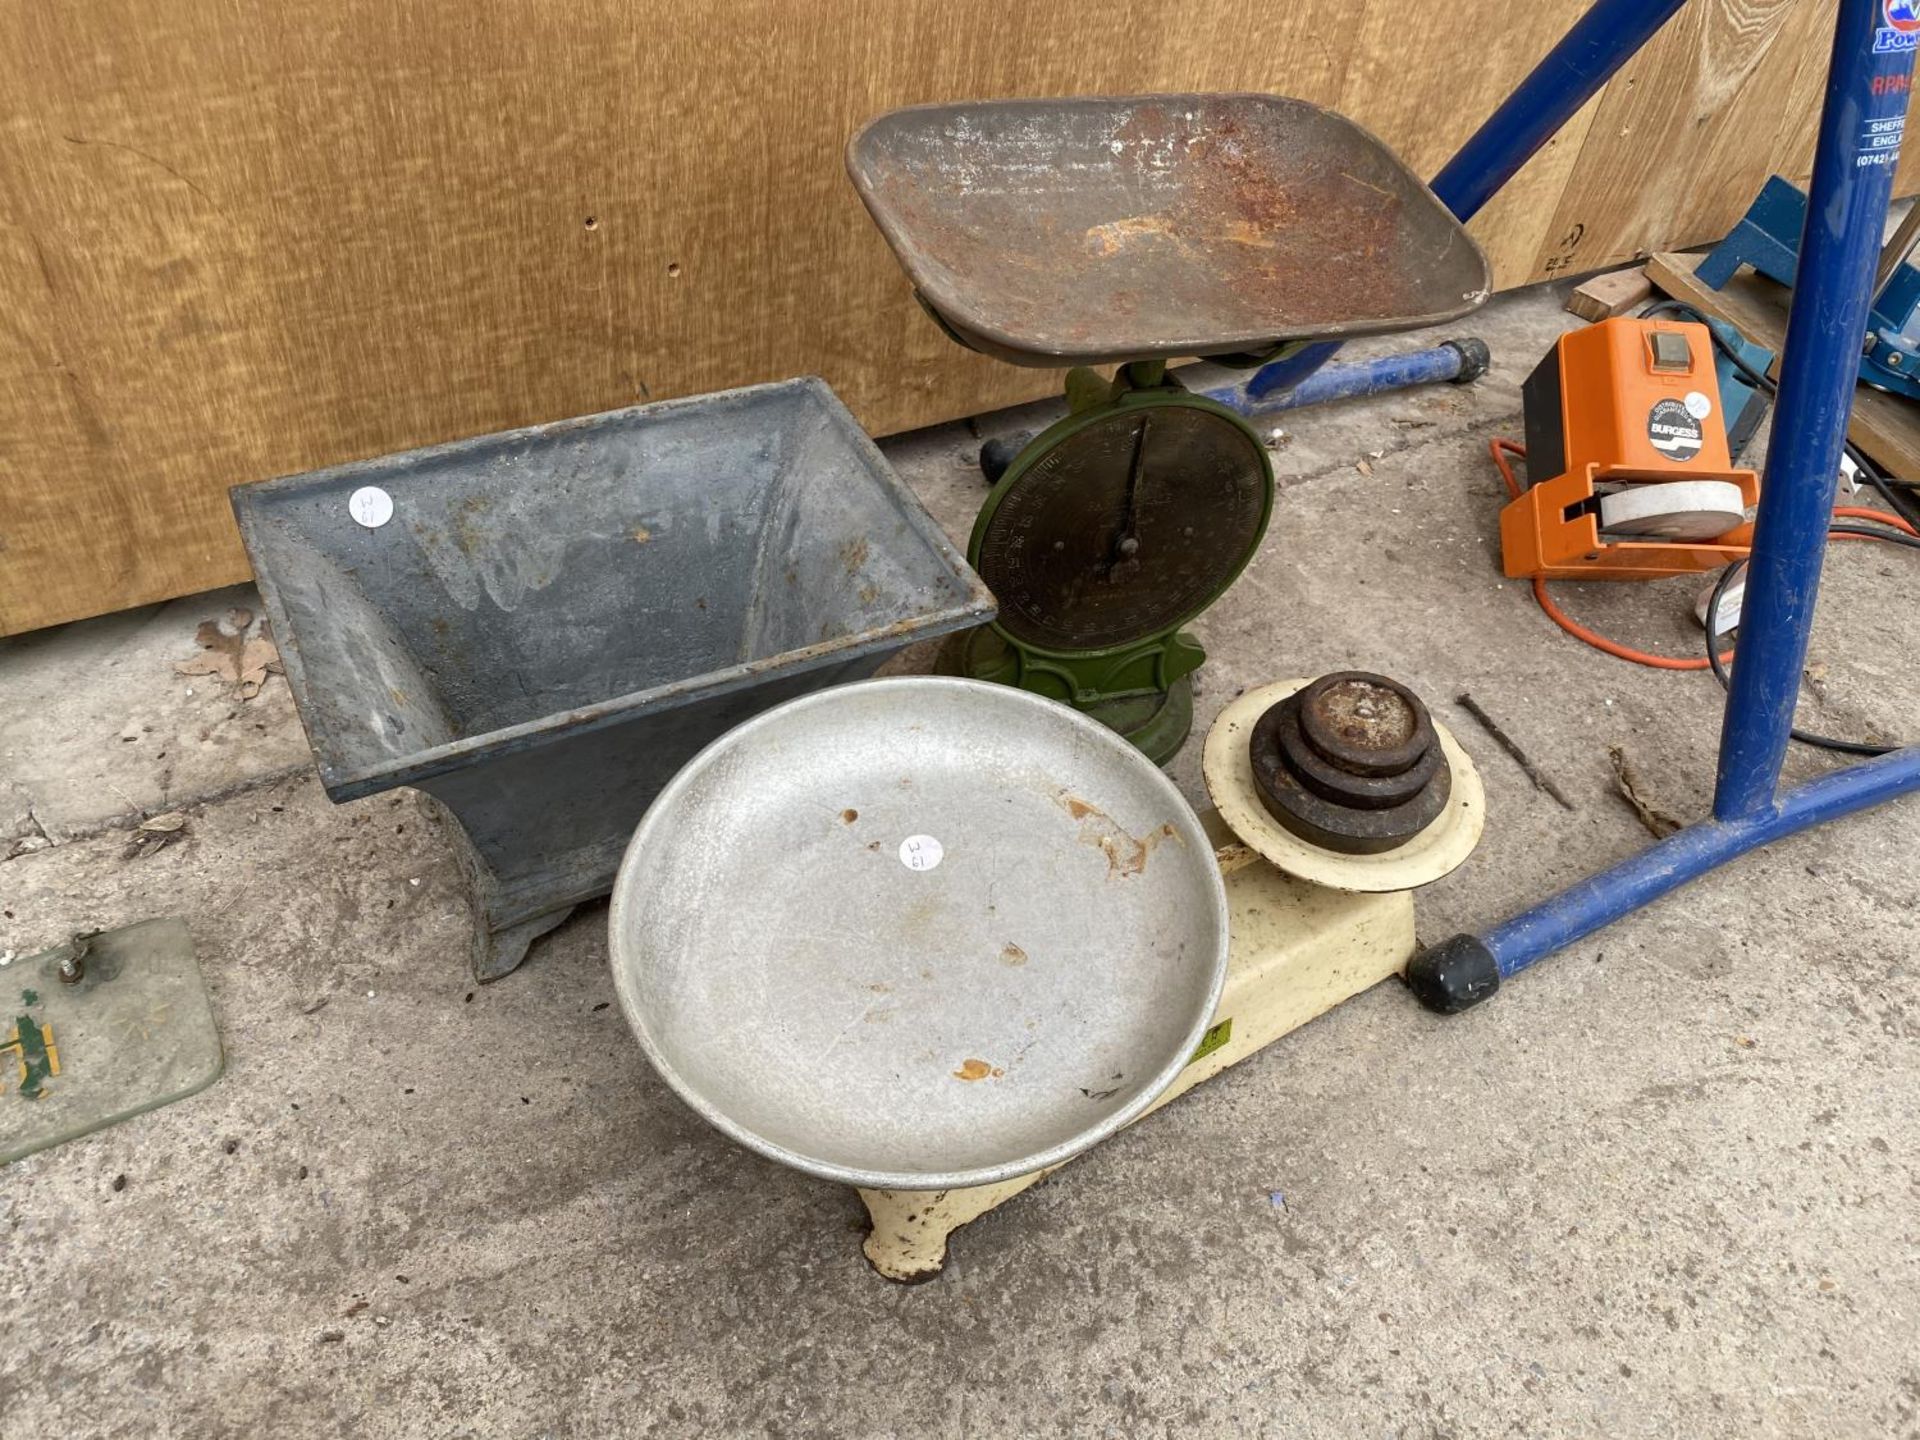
[1,918,222,1165]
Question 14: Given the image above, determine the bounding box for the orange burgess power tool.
[1502,316,1758,580]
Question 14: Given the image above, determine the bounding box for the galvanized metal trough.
[233,377,995,981]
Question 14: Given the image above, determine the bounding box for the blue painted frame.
[1403,0,1920,1011]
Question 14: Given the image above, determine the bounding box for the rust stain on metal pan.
[1055,792,1185,877]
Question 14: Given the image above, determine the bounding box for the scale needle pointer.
[1108,413,1150,581]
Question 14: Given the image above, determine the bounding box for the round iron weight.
[1295,672,1436,778]
[1254,699,1440,811]
[1249,672,1452,855]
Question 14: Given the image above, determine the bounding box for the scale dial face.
[974,402,1271,653]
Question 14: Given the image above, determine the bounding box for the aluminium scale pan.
[608,677,1229,1191]
[848,93,1491,367]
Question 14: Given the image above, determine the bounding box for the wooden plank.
[1,0,1914,633]
[1566,266,1653,322]
[1468,90,1607,290]
[1644,250,1920,478]
[0,0,1354,635]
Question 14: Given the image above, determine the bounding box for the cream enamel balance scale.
[608,93,1489,1278]
[610,672,1481,1281]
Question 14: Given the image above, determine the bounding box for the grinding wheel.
[1596,480,1748,540]
[608,677,1229,1191]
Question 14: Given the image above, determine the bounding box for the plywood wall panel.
[1532,0,1832,278]
[0,0,1906,632]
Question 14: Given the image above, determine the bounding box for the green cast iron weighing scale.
[848,93,1490,760]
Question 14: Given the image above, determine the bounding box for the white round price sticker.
[898,835,944,872]
[348,486,394,529]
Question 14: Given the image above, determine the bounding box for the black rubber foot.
[1404,934,1501,1014]
[1444,338,1492,385]
[978,432,1033,485]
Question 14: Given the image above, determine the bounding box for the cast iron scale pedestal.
[850,93,1491,760]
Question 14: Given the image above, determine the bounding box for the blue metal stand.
[1407,0,1920,1013]
[1693,175,1820,290]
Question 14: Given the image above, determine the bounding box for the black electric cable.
[1645,296,1920,748]
[1826,520,1920,548]
[1701,519,1920,755]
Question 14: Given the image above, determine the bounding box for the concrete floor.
[4,278,1918,1439]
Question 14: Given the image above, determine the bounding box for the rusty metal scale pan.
[848,93,1491,366]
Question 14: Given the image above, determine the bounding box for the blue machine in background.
[1698,173,1920,401]
[1707,317,1776,461]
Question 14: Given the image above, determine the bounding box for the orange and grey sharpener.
[1502,317,1758,580]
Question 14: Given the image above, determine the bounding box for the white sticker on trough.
[349,486,394,529]
[899,835,944,872]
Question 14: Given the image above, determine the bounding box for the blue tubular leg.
[1243,341,1344,402]
[1407,750,1920,1013]
[1406,0,1920,1015]
[1713,0,1914,819]
[1203,340,1488,416]
[1247,0,1688,401]
[1425,0,1688,224]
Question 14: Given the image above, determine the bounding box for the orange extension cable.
[1488,438,1917,671]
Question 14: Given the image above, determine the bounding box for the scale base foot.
[857,840,1416,1282]
[1082,676,1193,766]
[471,908,575,984]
